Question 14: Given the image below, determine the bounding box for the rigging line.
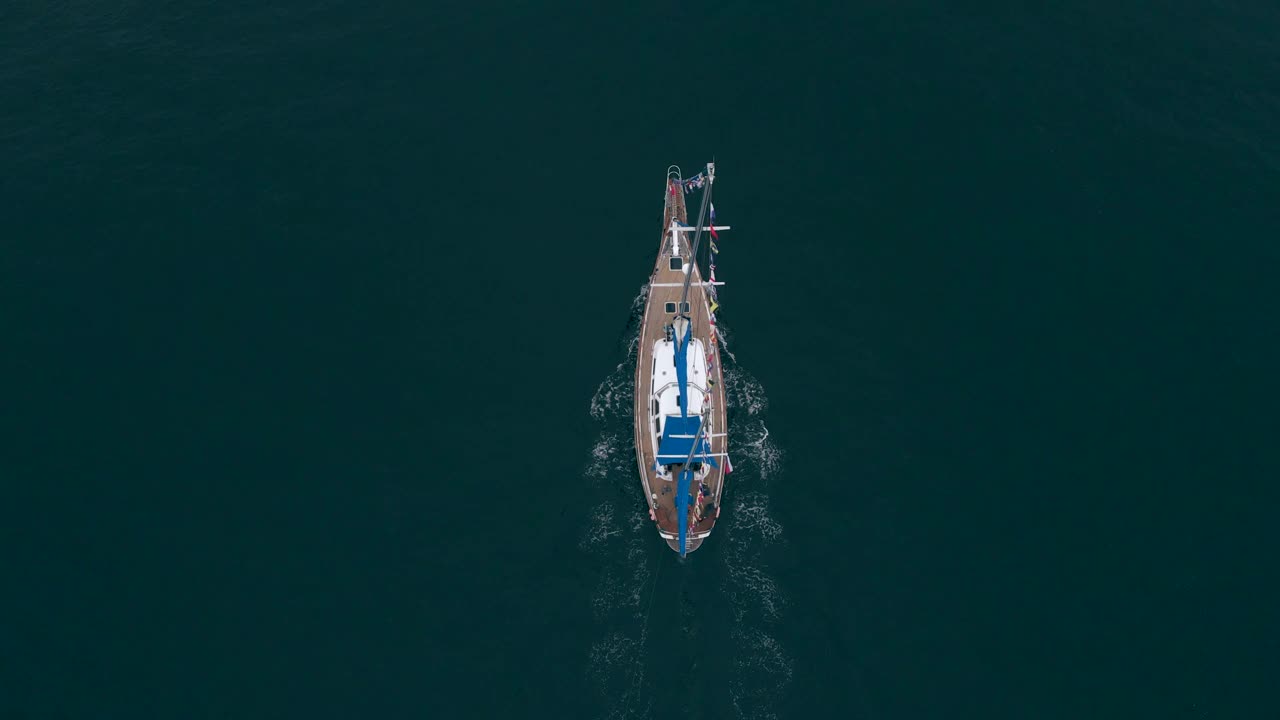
[678,168,714,315]
[629,551,664,706]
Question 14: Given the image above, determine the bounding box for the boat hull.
[633,176,728,554]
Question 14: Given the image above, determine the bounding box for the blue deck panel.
[655,416,719,468]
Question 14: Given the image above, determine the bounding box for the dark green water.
[5,2,1279,718]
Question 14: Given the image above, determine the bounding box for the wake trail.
[582,286,655,720]
[582,285,793,719]
[720,359,792,719]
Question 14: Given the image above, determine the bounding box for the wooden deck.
[633,177,728,554]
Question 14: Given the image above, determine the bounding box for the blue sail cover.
[674,320,692,418]
[656,416,716,466]
[677,467,692,556]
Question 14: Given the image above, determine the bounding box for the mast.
[671,163,713,424]
[671,163,712,424]
[669,161,720,557]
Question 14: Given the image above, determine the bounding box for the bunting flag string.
[682,172,708,193]
[708,201,721,302]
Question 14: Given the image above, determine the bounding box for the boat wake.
[720,364,793,720]
[724,367,783,483]
[728,628,795,720]
[581,286,791,719]
[581,287,659,720]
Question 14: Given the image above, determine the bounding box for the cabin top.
[652,336,707,426]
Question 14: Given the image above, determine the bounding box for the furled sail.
[673,316,691,419]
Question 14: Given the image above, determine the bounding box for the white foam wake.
[724,365,768,415]
[719,356,792,719]
[589,363,634,422]
[728,628,795,720]
[581,284,658,719]
[588,286,647,422]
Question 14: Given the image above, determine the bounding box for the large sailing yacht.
[633,162,731,556]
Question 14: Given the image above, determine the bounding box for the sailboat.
[633,162,731,556]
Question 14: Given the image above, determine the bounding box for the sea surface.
[5,2,1278,718]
